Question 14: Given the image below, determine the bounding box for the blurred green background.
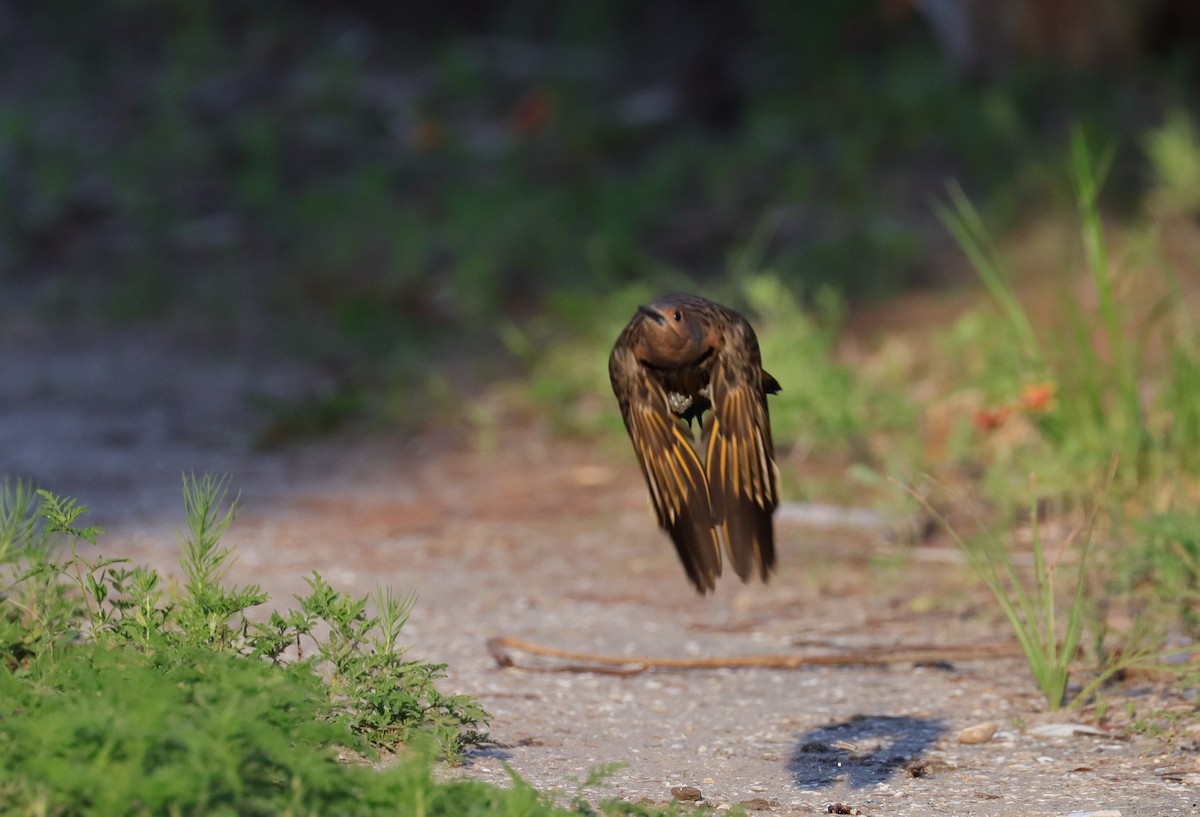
[2,0,1198,415]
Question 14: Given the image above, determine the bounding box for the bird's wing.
[610,345,723,593]
[702,320,779,582]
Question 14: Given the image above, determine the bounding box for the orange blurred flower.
[1020,382,1056,413]
[972,406,1011,430]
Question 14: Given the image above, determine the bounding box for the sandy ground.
[1,323,1198,817]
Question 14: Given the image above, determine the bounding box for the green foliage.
[254,388,369,448]
[4,2,1153,361]
[1,475,487,748]
[1122,513,1200,636]
[908,474,1101,710]
[0,481,101,670]
[922,135,1200,702]
[937,184,1040,366]
[937,130,1200,506]
[739,275,915,464]
[0,476,681,814]
[294,576,490,753]
[501,283,659,438]
[0,643,359,816]
[0,639,647,816]
[173,473,268,651]
[1143,108,1200,217]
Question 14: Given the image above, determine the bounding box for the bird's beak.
[637,305,665,325]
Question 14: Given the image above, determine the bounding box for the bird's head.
[634,296,710,367]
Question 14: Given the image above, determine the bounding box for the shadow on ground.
[464,745,514,766]
[789,715,945,789]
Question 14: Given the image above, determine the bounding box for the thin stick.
[486,636,1025,674]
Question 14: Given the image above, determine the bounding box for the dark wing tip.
[667,517,721,594]
[723,502,777,584]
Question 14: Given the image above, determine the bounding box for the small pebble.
[670,785,703,802]
[902,757,955,777]
[738,798,772,811]
[826,804,861,815]
[957,721,998,744]
[1061,811,1122,817]
[1030,723,1109,738]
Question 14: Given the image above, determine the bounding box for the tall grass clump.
[937,128,1200,504]
[907,474,1101,710]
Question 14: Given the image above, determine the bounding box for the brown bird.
[609,293,781,593]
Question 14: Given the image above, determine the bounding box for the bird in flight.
[609,293,781,593]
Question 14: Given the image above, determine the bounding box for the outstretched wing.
[610,344,723,592]
[702,317,779,583]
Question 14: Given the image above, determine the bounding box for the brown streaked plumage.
[609,293,781,593]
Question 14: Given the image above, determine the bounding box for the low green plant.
[905,473,1101,710]
[0,642,365,816]
[294,575,490,753]
[1,476,672,815]
[0,475,487,754]
[0,644,644,817]
[0,481,107,670]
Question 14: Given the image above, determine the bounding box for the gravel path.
[2,324,1197,817]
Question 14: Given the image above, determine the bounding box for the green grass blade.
[936,183,1041,364]
[1071,129,1140,437]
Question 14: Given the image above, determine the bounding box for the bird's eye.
[673,310,682,322]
